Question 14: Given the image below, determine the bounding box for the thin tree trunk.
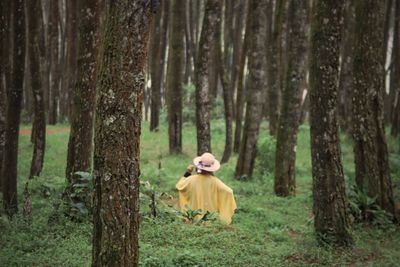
[27,0,46,179]
[391,0,400,137]
[309,0,353,246]
[195,0,221,155]
[2,0,25,216]
[48,0,60,125]
[352,0,395,216]
[65,0,99,194]
[92,1,153,266]
[268,0,285,136]
[63,0,78,121]
[233,0,250,153]
[0,0,10,190]
[235,0,268,179]
[274,0,308,197]
[166,0,185,154]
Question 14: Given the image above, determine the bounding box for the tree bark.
[309,0,353,246]
[352,0,395,216]
[48,0,60,125]
[63,0,78,121]
[391,0,400,137]
[166,0,185,154]
[268,0,285,136]
[274,0,308,197]
[0,0,10,190]
[2,0,25,216]
[92,1,153,266]
[27,0,46,179]
[235,0,267,179]
[233,0,250,153]
[195,0,221,155]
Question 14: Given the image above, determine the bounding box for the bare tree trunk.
[0,0,10,190]
[27,0,46,179]
[63,0,77,121]
[391,0,400,137]
[274,0,308,197]
[2,0,25,216]
[92,1,153,266]
[166,0,185,154]
[352,0,395,216]
[48,0,60,125]
[268,0,285,136]
[309,0,353,246]
[65,0,99,197]
[195,0,221,155]
[233,0,250,153]
[235,0,267,179]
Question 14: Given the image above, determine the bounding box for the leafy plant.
[179,206,217,224]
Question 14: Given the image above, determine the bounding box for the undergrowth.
[0,122,400,266]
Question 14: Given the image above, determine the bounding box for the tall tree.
[233,0,250,153]
[390,0,400,137]
[309,0,353,246]
[48,0,60,125]
[235,0,267,179]
[166,0,185,154]
[63,0,78,120]
[2,0,25,216]
[27,0,46,178]
[268,0,285,136]
[65,0,99,195]
[92,1,153,266]
[352,0,395,215]
[0,0,10,190]
[274,0,308,196]
[195,0,221,155]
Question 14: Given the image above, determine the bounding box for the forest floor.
[1,120,400,266]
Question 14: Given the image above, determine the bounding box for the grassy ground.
[1,120,400,266]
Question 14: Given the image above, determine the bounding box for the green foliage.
[178,205,218,224]
[256,134,277,175]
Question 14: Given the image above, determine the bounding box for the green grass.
[1,120,400,266]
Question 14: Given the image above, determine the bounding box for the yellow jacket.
[176,174,237,224]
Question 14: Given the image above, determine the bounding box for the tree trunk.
[268,0,285,136]
[166,0,185,154]
[274,0,308,197]
[63,0,78,121]
[338,1,355,133]
[309,0,353,246]
[2,0,25,216]
[352,0,395,216]
[0,0,10,190]
[27,0,46,179]
[92,1,153,266]
[391,0,400,137]
[48,0,60,125]
[65,0,99,195]
[235,0,267,179]
[233,1,250,153]
[195,0,221,155]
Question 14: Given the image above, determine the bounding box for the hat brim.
[193,156,221,172]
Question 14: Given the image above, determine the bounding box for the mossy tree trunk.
[235,0,267,179]
[166,0,185,154]
[274,0,308,197]
[92,1,153,266]
[2,0,25,216]
[195,0,221,155]
[27,0,46,179]
[352,0,395,216]
[309,0,353,246]
[65,0,99,199]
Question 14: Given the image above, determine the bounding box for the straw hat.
[193,152,220,172]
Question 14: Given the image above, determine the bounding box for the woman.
[176,152,237,224]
